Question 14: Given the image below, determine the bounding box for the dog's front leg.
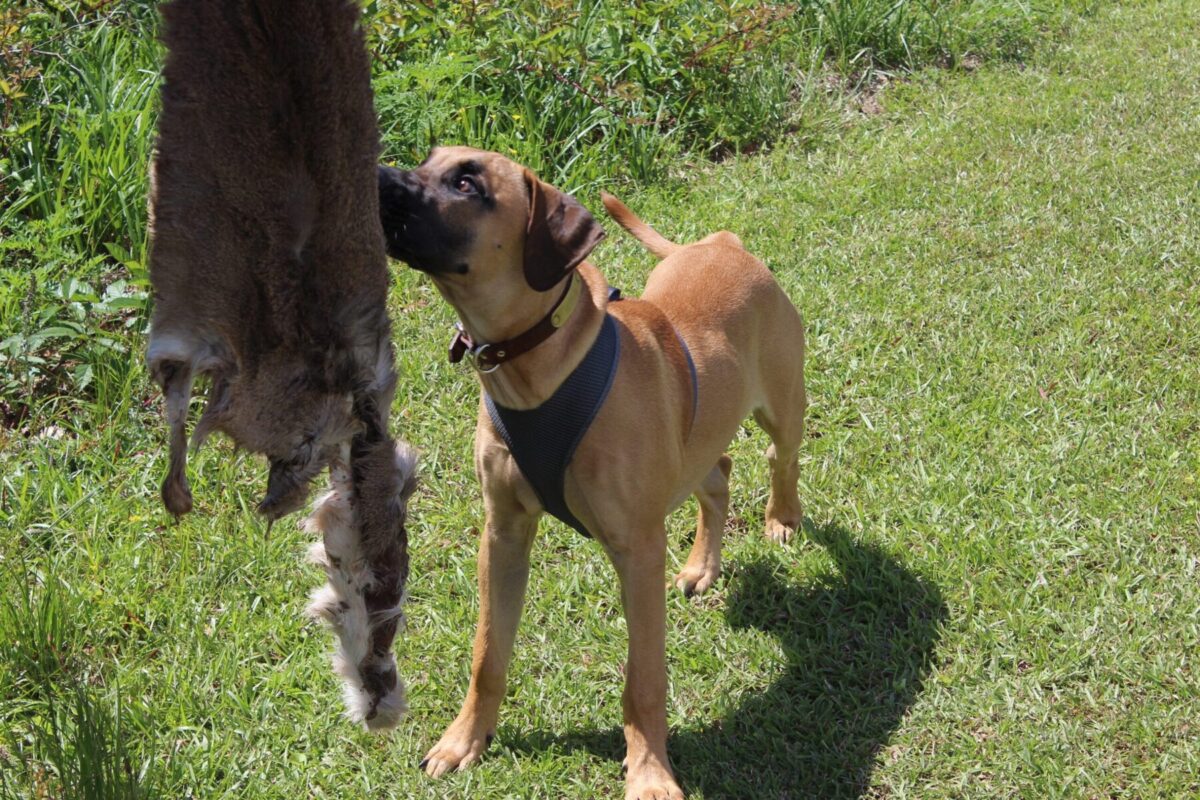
[421,491,537,777]
[609,525,684,800]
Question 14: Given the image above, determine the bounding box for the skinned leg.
[674,454,732,596]
[156,360,195,517]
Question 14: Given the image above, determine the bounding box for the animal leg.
[754,397,805,544]
[305,442,418,731]
[422,500,538,776]
[609,525,683,800]
[674,454,732,596]
[155,360,195,517]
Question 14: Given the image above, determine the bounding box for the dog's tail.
[600,192,680,259]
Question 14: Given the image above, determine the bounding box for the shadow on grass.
[504,520,947,799]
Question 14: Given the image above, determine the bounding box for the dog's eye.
[455,175,478,194]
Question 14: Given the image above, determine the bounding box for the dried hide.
[146,0,416,730]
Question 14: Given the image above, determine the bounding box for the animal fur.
[304,443,418,730]
[146,0,416,729]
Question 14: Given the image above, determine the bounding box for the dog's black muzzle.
[377,165,470,275]
[377,165,423,260]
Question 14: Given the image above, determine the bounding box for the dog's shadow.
[504,520,947,799]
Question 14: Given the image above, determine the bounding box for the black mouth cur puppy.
[146,0,416,729]
[379,147,806,799]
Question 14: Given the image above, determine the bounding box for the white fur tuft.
[362,679,407,731]
[302,450,414,731]
[334,651,408,730]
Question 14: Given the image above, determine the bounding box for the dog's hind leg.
[754,380,806,544]
[674,454,732,596]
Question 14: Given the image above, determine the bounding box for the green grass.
[368,0,1083,181]
[0,0,1083,422]
[3,0,1199,797]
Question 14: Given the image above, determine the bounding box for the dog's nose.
[377,165,422,212]
[377,166,422,258]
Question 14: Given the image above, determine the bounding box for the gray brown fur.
[146,0,416,728]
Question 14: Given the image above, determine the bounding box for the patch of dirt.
[1,400,30,432]
[854,72,891,116]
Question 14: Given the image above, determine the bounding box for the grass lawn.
[2,0,1199,798]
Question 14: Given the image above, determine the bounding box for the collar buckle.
[469,343,501,374]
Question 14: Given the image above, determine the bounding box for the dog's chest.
[484,314,621,536]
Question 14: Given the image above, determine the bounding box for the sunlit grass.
[3,0,1198,797]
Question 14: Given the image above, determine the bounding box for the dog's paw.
[419,716,494,778]
[625,753,683,800]
[626,772,684,800]
[764,516,798,544]
[674,563,719,597]
[765,520,793,544]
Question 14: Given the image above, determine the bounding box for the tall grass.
[14,27,158,256]
[0,578,81,699]
[0,0,1081,426]
[3,0,1076,236]
[0,573,169,800]
[0,683,166,800]
[366,0,1063,182]
[1,3,156,428]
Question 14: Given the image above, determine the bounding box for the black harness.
[485,294,697,537]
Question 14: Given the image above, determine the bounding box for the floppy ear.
[522,169,605,291]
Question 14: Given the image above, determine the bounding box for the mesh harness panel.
[485,308,697,538]
[485,314,620,536]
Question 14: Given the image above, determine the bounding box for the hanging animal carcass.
[145,0,415,730]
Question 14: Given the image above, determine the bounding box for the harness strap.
[482,290,698,539]
[611,285,696,438]
[485,314,621,537]
[674,330,699,438]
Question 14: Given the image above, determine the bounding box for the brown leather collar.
[449,273,582,372]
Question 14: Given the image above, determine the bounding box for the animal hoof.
[161,476,193,517]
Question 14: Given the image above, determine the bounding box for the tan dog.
[378,147,806,799]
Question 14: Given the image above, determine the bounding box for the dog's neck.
[467,263,609,410]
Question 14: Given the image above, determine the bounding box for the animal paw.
[626,766,684,800]
[765,511,802,544]
[673,562,720,597]
[420,715,494,777]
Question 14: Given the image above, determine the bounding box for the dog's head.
[377,147,604,314]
